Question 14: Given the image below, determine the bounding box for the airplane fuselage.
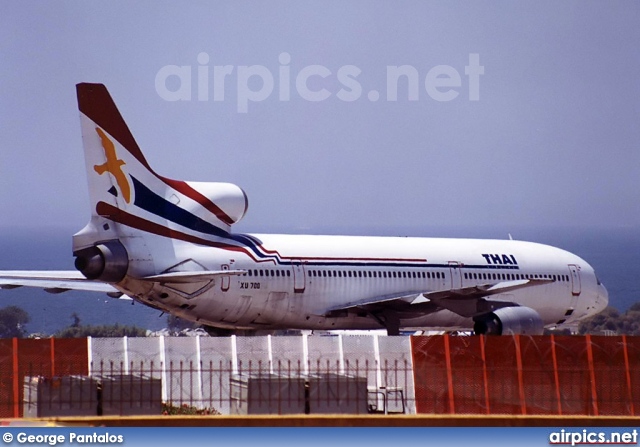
[116,233,608,333]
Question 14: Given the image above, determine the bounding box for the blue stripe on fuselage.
[131,177,525,271]
[131,176,272,257]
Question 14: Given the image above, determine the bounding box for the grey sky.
[1,1,639,236]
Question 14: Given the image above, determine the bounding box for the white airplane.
[0,83,608,335]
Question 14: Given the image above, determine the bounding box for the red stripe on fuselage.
[160,176,235,226]
[95,201,428,266]
[96,201,259,261]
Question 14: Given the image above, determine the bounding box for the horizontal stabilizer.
[0,270,87,280]
[139,270,246,283]
[0,271,122,295]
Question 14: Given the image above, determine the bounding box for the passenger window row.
[241,268,570,283]
[242,269,445,279]
[463,272,570,282]
[244,269,291,277]
[307,270,444,279]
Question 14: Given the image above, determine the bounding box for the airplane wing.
[419,278,553,317]
[325,278,554,319]
[0,271,122,295]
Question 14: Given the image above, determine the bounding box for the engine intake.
[473,306,544,336]
[74,240,129,283]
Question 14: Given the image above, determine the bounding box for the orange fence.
[0,338,88,418]
[2,335,640,418]
[410,335,640,416]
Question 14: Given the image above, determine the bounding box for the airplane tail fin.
[76,83,154,218]
[73,83,248,280]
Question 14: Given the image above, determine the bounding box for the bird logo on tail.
[93,127,132,204]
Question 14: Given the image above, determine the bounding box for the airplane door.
[221,264,230,292]
[292,260,306,293]
[449,261,462,289]
[568,264,581,296]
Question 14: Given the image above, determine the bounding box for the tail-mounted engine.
[74,240,129,283]
[473,306,544,336]
[186,182,249,226]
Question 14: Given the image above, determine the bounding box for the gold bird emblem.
[93,127,131,204]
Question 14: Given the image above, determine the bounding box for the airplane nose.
[595,282,609,314]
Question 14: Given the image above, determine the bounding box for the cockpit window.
[596,276,602,285]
